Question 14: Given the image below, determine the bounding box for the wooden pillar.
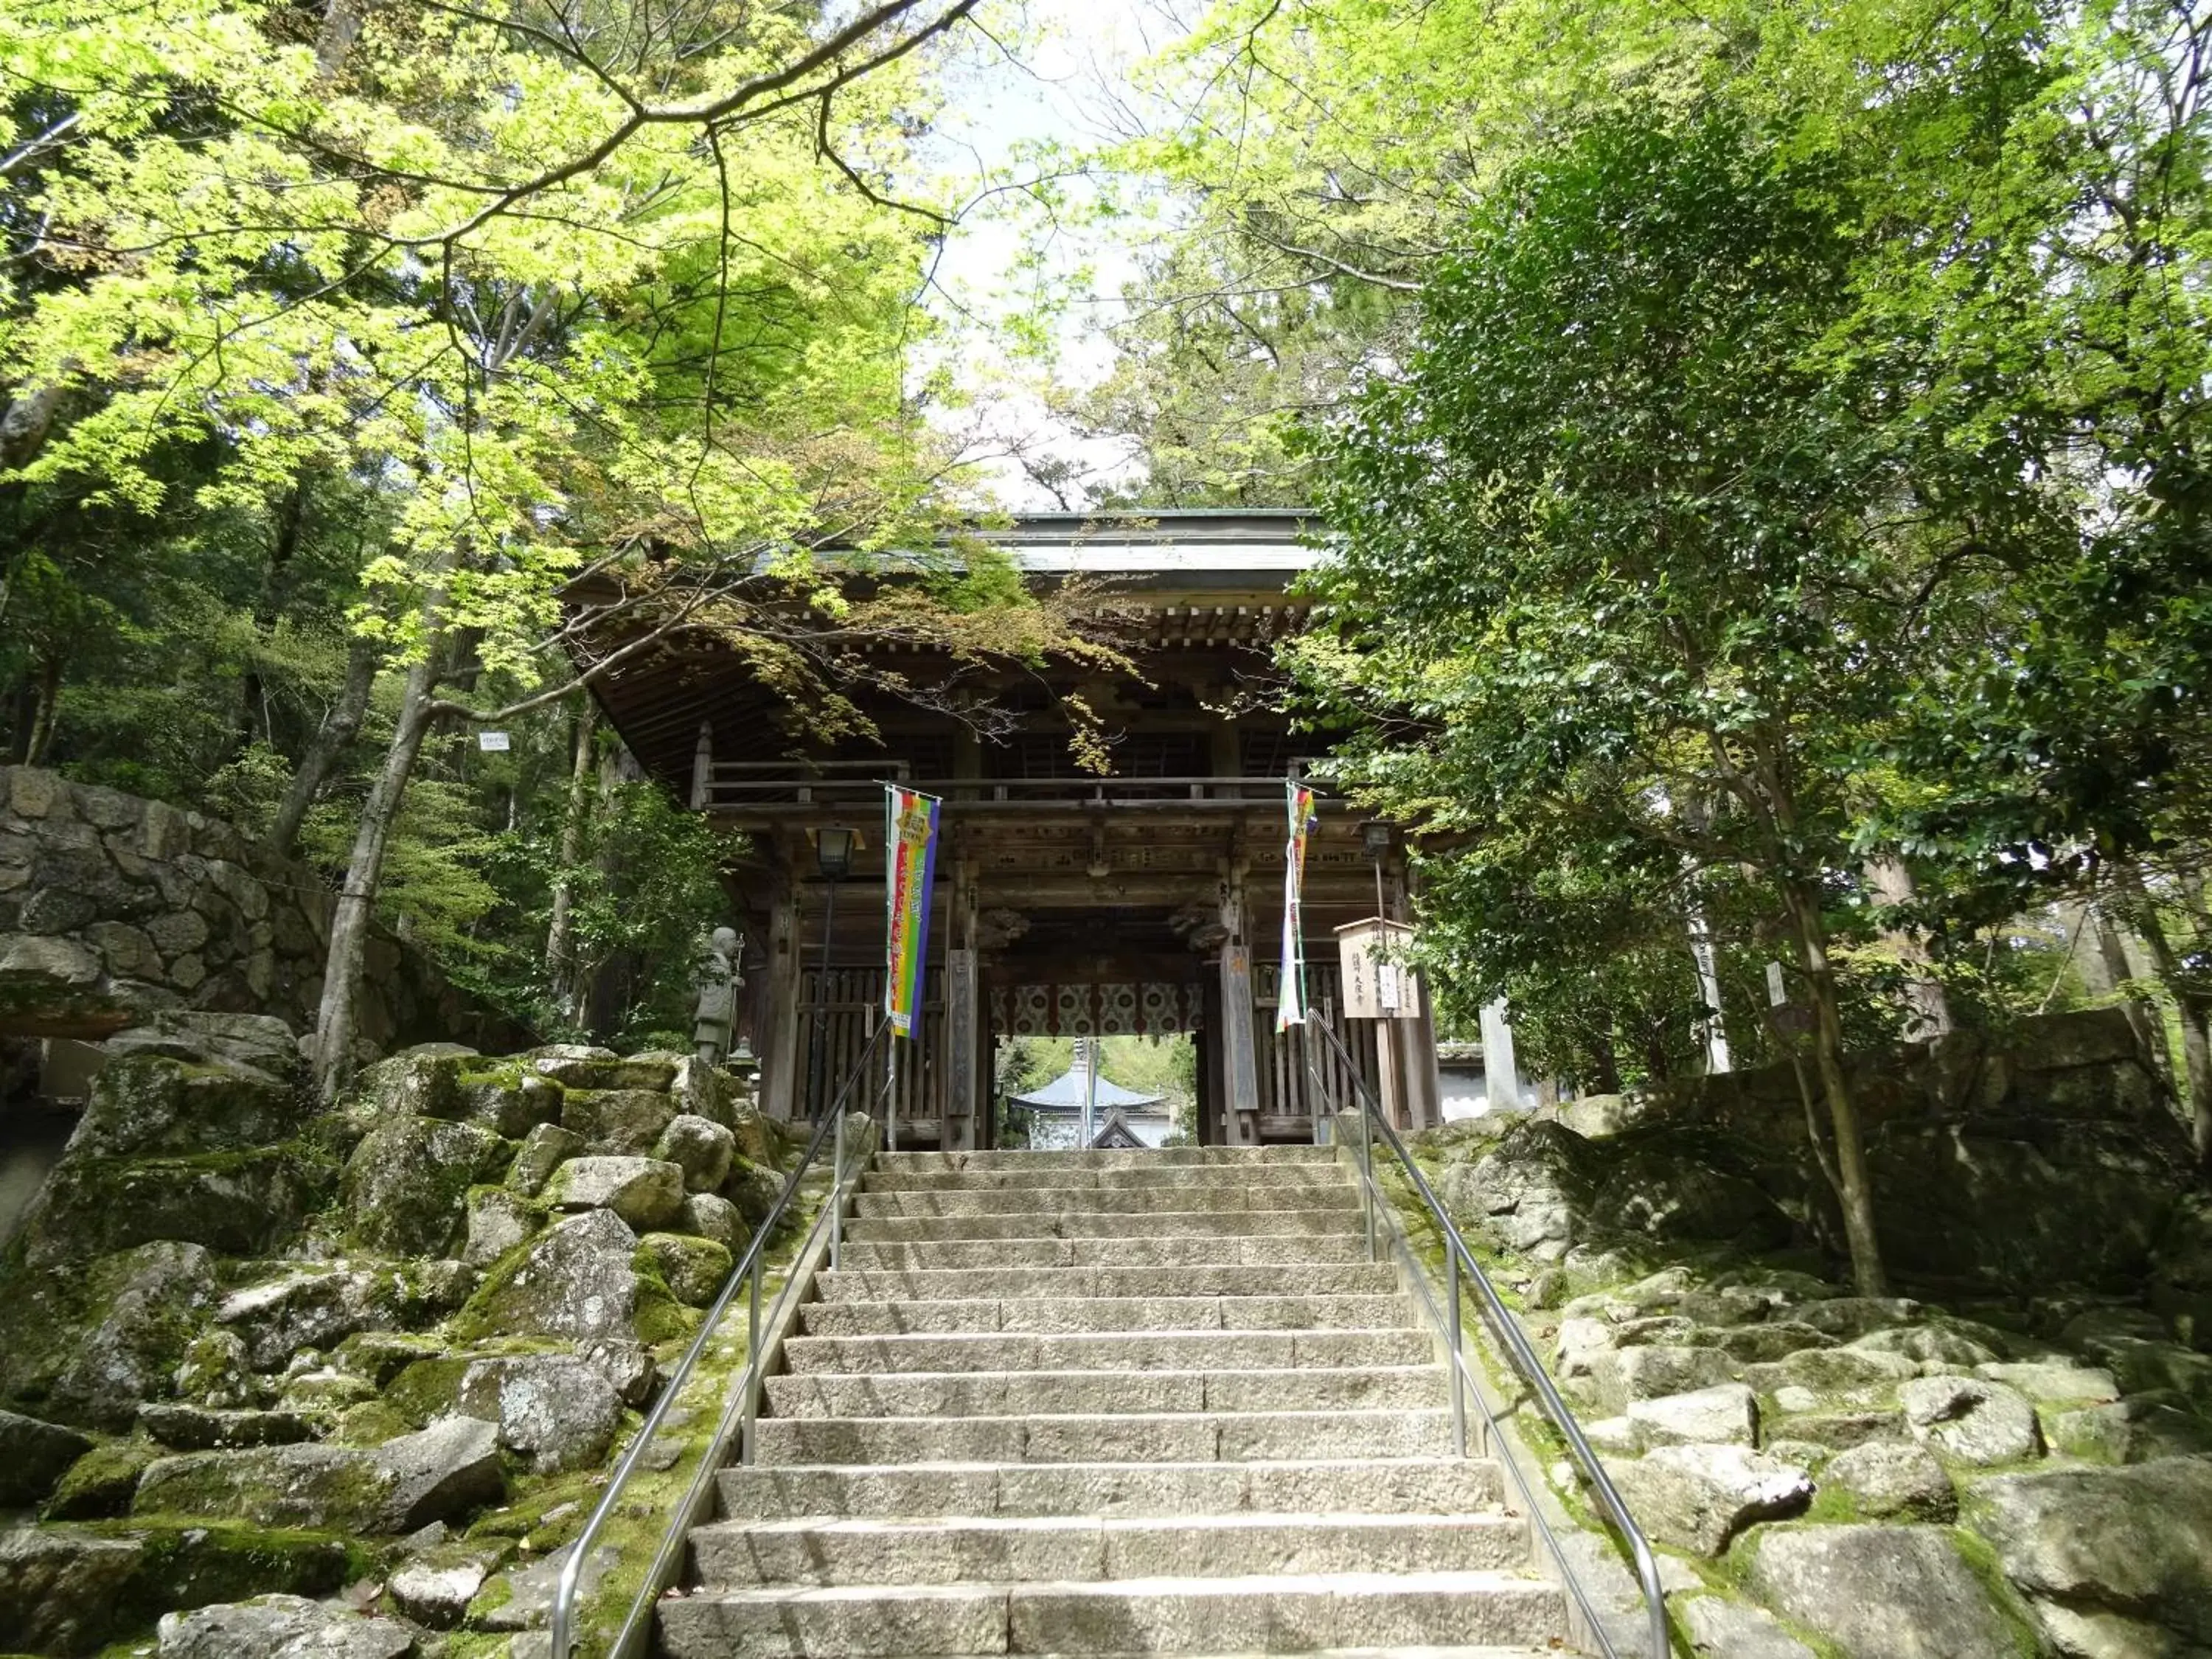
[1395,987,1442,1130]
[945,857,980,1150]
[759,874,804,1121]
[1197,978,1222,1145]
[1219,945,1261,1144]
[1209,719,1240,790]
[1217,860,1260,1142]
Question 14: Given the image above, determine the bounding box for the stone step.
[751,1410,1454,1466]
[874,1147,1340,1172]
[656,1571,1565,1658]
[717,1458,1508,1521]
[764,1366,1447,1420]
[796,1294,1416,1338]
[813,1265,1399,1303]
[831,1237,1370,1271]
[852,1186,1359,1218]
[780,1329,1434,1376]
[844,1208,1361,1243]
[690,1511,1531,1589]
[863,1165,1357,1194]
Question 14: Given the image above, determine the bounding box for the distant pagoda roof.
[1011,1062,1165,1113]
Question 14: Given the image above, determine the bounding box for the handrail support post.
[1359,1092,1377,1262]
[830,1108,846,1271]
[1446,1245,1467,1458]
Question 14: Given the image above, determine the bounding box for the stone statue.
[692,925,742,1065]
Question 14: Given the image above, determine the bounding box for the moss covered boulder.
[530,1046,675,1092]
[341,1114,509,1256]
[43,1438,162,1520]
[640,1232,734,1306]
[157,1593,416,1658]
[0,1241,219,1430]
[558,1086,675,1155]
[136,1414,502,1532]
[0,1521,352,1657]
[215,1265,441,1371]
[506,1121,584,1196]
[0,1408,94,1506]
[459,1208,646,1344]
[655,1113,736,1194]
[544,1154,685,1230]
[462,1185,548,1267]
[68,1053,310,1159]
[454,1353,624,1473]
[24,1144,332,1266]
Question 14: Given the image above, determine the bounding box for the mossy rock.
[341,1114,511,1256]
[452,1067,563,1138]
[381,1357,473,1427]
[0,1241,218,1430]
[69,1054,314,1161]
[0,1519,354,1657]
[332,1329,448,1389]
[453,1209,652,1345]
[639,1233,734,1307]
[353,1049,469,1119]
[135,1416,502,1534]
[22,1144,333,1267]
[722,1153,783,1226]
[44,1439,160,1520]
[330,1399,414,1448]
[558,1087,676,1155]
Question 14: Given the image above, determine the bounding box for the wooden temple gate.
[586,511,1445,1148]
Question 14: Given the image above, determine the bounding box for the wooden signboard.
[1335,917,1420,1019]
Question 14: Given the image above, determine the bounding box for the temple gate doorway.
[585,511,1444,1147]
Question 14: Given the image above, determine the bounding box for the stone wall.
[0,766,530,1056]
[1537,1008,2199,1300]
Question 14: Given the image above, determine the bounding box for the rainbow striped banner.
[883,785,942,1038]
[1278,781,1318,1031]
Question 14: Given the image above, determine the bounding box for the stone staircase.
[656,1144,1570,1658]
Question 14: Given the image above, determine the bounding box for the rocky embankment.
[0,1012,797,1658]
[1411,1055,2212,1659]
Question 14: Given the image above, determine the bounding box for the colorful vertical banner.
[883,785,942,1038]
[1278,780,1318,1031]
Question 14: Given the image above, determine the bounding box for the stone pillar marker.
[1480,1000,1521,1112]
[759,875,803,1121]
[944,856,979,1150]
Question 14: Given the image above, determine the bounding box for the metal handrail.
[1299,1011,1670,1659]
[549,1020,893,1658]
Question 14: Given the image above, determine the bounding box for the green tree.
[1293,112,2059,1293]
[0,0,1126,1091]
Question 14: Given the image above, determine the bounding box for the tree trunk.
[310,643,442,1102]
[544,699,597,1012]
[239,483,310,756]
[1784,876,1889,1295]
[1588,1030,1624,1096]
[2092,902,2171,1082]
[1863,855,1952,1042]
[2117,871,2212,1168]
[314,0,367,81]
[21,654,60,765]
[573,743,632,1036]
[266,636,379,860]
